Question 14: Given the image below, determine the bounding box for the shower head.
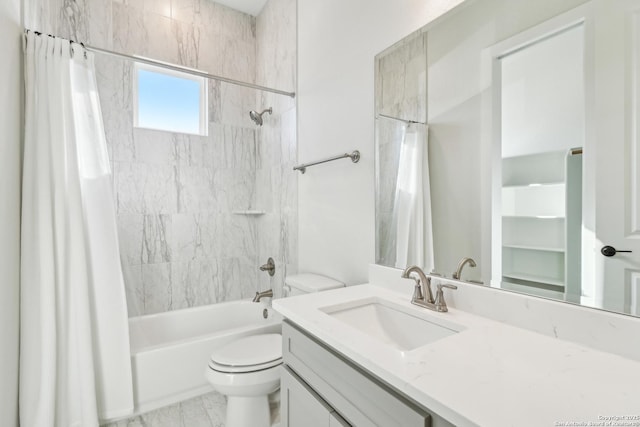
[249,107,272,126]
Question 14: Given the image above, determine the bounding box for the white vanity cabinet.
[281,367,350,427]
[281,320,455,427]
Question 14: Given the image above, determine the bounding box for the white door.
[591,0,640,314]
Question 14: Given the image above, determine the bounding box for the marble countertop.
[273,284,640,427]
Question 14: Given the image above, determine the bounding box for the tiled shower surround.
[25,0,296,424]
[375,33,427,268]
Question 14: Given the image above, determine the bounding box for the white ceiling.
[214,0,268,16]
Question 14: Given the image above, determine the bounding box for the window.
[134,63,208,136]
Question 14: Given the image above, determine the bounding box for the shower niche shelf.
[232,210,267,216]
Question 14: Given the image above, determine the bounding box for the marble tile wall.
[375,119,404,267]
[25,0,296,315]
[375,33,428,268]
[25,0,296,424]
[101,0,260,316]
[255,0,298,297]
[376,32,428,122]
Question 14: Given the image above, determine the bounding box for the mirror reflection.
[497,23,585,300]
[375,0,640,317]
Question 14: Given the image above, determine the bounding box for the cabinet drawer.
[282,366,349,427]
[283,320,431,427]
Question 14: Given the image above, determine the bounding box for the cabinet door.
[329,412,350,427]
[283,321,430,427]
[282,366,347,427]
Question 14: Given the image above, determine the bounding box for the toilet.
[205,273,345,427]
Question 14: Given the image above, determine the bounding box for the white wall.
[297,0,464,284]
[501,24,585,158]
[0,0,22,425]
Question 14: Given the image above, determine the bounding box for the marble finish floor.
[103,391,281,427]
[102,392,226,427]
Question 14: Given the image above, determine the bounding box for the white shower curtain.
[20,32,133,426]
[393,123,434,271]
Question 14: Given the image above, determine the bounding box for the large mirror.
[375,0,640,317]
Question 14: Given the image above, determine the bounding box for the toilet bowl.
[206,334,282,427]
[205,273,344,427]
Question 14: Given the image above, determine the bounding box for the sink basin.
[320,298,460,351]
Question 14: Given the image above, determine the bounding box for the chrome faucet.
[401,266,457,312]
[401,265,434,304]
[252,289,273,302]
[452,257,476,280]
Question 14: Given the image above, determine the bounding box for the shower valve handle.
[259,257,275,276]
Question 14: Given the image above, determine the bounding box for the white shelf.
[502,272,564,287]
[502,215,565,220]
[501,280,566,300]
[501,182,564,189]
[502,183,565,217]
[502,216,565,251]
[232,210,266,216]
[502,151,567,186]
[502,244,565,253]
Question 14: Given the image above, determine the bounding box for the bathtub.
[127,300,282,416]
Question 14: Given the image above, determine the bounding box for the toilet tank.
[284,273,344,296]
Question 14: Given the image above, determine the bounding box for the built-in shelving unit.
[501,151,569,292]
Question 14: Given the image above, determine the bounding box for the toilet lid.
[210,334,282,368]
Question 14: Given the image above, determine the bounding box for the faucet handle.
[260,257,276,277]
[434,284,457,312]
[408,277,424,302]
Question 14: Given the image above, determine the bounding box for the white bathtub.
[127,300,282,416]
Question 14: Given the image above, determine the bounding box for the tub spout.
[252,289,273,303]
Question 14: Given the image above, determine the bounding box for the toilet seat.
[209,333,282,374]
[208,358,282,373]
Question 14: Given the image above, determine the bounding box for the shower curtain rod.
[25,29,296,98]
[377,113,426,125]
[89,45,297,98]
